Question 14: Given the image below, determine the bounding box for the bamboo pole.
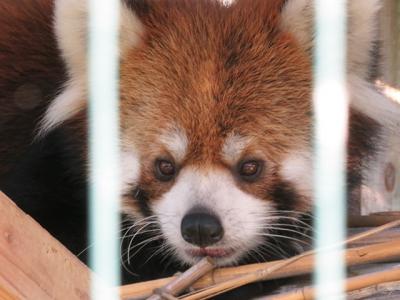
[262,266,400,300]
[120,239,400,299]
[180,240,400,300]
[348,213,400,228]
[180,220,400,300]
[121,220,400,299]
[347,280,400,299]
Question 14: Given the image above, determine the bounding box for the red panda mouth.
[185,247,234,258]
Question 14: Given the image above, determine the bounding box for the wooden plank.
[380,0,400,87]
[0,191,91,300]
[377,0,400,212]
[0,283,17,300]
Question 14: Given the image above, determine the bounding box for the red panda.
[0,0,398,297]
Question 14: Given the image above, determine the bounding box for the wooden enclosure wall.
[360,0,400,214]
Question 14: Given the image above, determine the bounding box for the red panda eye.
[155,159,176,181]
[238,160,263,181]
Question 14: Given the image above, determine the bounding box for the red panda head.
[45,0,394,266]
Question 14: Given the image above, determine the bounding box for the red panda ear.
[280,0,381,81]
[39,0,143,135]
[124,0,153,18]
[279,0,400,129]
[281,1,400,136]
[54,0,143,82]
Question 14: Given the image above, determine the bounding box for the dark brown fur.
[0,0,66,179]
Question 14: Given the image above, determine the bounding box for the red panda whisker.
[252,221,312,231]
[121,231,162,244]
[268,209,314,215]
[127,234,165,264]
[257,216,313,229]
[122,234,164,264]
[75,223,158,258]
[261,227,314,241]
[254,243,291,260]
[144,242,174,266]
[241,220,312,230]
[125,223,161,263]
[123,226,162,247]
[119,228,163,263]
[120,254,140,278]
[256,233,312,247]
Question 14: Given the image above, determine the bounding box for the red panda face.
[118,1,314,265]
[45,0,389,267]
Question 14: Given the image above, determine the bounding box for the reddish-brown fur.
[120,0,313,210]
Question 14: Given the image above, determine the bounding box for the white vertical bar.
[88,0,121,299]
[313,1,348,299]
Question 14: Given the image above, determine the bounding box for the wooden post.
[0,191,91,300]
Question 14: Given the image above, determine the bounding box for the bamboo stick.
[345,219,400,243]
[121,220,400,299]
[347,280,400,299]
[262,266,400,300]
[146,257,215,300]
[120,239,400,299]
[348,228,400,247]
[180,220,400,300]
[348,213,400,228]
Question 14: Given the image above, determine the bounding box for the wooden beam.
[0,191,91,300]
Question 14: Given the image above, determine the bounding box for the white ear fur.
[39,0,143,135]
[281,0,381,80]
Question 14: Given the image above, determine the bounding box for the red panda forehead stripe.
[159,130,257,166]
[159,125,188,163]
[221,133,253,165]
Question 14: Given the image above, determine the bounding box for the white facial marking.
[152,168,274,266]
[221,133,253,165]
[159,127,189,162]
[120,149,141,216]
[120,150,141,195]
[280,151,313,199]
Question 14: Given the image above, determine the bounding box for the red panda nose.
[181,212,224,247]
